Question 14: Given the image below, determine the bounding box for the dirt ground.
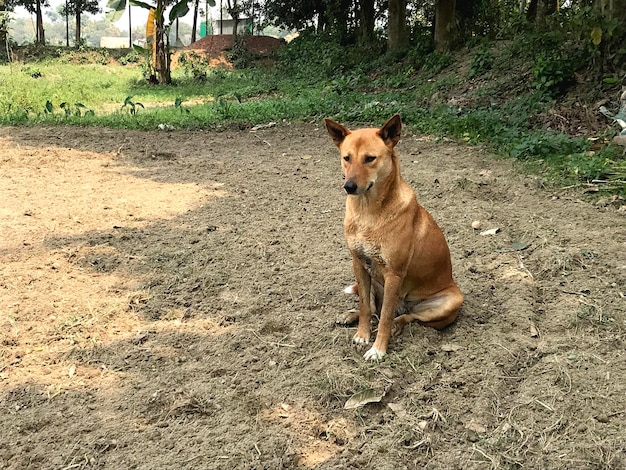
[1,122,625,469]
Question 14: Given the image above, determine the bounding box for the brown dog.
[324,114,463,360]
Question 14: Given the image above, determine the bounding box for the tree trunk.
[316,1,326,32]
[65,1,69,47]
[155,0,171,84]
[128,4,132,48]
[357,0,375,44]
[0,2,7,49]
[388,0,408,52]
[434,0,456,52]
[226,0,239,39]
[75,9,81,46]
[597,0,626,22]
[526,0,557,24]
[191,0,199,43]
[35,0,45,45]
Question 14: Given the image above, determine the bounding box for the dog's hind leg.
[336,309,359,325]
[392,285,463,335]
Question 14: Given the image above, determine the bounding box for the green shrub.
[178,51,209,82]
[119,50,142,65]
[469,46,494,77]
[532,53,576,95]
[422,51,453,76]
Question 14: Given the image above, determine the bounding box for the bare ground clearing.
[1,124,625,469]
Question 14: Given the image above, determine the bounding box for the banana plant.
[105,0,207,84]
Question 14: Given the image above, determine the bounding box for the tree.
[63,0,100,45]
[434,0,456,52]
[526,0,557,24]
[596,0,626,22]
[106,0,191,84]
[16,0,48,44]
[388,0,408,51]
[225,0,241,38]
[0,0,9,52]
[261,0,327,32]
[357,0,375,44]
[190,0,198,42]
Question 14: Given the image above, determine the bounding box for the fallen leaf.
[480,228,500,236]
[510,241,530,251]
[530,323,540,338]
[387,403,408,419]
[590,26,602,46]
[344,388,386,410]
[465,422,487,433]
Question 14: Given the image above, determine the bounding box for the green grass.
[0,44,624,197]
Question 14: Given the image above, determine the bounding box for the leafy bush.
[276,31,347,80]
[226,36,254,69]
[469,46,494,77]
[532,52,576,95]
[119,50,142,65]
[178,51,209,82]
[508,131,587,160]
[421,52,453,76]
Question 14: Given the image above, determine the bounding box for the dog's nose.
[343,180,358,194]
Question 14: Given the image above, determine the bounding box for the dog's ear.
[324,118,351,147]
[379,114,402,148]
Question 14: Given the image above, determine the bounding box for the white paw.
[353,335,369,345]
[363,346,386,361]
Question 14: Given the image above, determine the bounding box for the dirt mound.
[185,34,283,55]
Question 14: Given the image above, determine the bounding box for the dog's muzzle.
[343,180,358,194]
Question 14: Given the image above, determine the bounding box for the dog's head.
[324,114,401,196]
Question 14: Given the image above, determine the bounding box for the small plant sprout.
[122,96,145,115]
[60,102,95,117]
[174,97,189,114]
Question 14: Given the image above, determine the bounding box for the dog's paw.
[392,317,406,336]
[363,346,386,361]
[353,334,370,345]
[336,309,359,325]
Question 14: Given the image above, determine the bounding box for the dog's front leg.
[352,256,373,345]
[364,273,401,361]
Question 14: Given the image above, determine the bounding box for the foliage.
[60,101,94,117]
[275,30,347,80]
[118,49,142,65]
[2,5,625,196]
[226,35,254,69]
[469,46,493,77]
[178,51,208,81]
[122,95,144,114]
[421,51,453,76]
[531,53,576,95]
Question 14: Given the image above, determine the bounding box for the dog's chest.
[350,239,386,278]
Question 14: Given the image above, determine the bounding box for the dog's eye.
[364,156,376,163]
[343,156,350,162]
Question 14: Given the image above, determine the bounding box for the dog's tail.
[343,284,358,295]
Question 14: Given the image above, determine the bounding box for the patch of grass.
[1,38,624,197]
